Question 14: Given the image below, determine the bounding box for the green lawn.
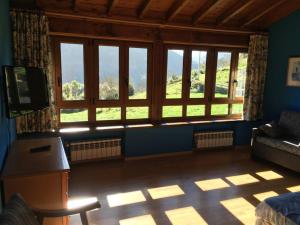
[60,80,243,122]
[96,107,121,121]
[60,109,88,123]
[187,105,205,117]
[61,103,243,123]
[163,106,183,118]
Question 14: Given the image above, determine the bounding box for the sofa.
[252,111,300,173]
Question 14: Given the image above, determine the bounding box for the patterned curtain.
[10,9,57,133]
[243,35,269,121]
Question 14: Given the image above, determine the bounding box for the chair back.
[0,194,39,225]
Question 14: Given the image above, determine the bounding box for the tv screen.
[2,66,50,118]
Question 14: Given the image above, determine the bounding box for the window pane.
[187,105,205,117]
[129,47,148,99]
[99,46,119,100]
[232,104,243,114]
[162,106,183,118]
[60,109,88,122]
[61,43,84,101]
[235,53,248,97]
[215,52,231,98]
[166,49,184,99]
[190,51,207,98]
[211,104,228,115]
[126,107,149,119]
[96,107,121,121]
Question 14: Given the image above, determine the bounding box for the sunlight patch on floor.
[220,197,256,225]
[147,185,184,200]
[119,215,156,225]
[165,206,208,225]
[107,190,146,207]
[253,191,278,202]
[67,197,98,209]
[287,185,300,192]
[256,171,283,180]
[226,174,259,186]
[195,178,230,191]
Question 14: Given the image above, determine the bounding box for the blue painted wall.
[61,120,259,158]
[0,0,15,169]
[264,11,300,121]
[125,125,193,157]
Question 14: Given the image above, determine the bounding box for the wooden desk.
[2,137,70,225]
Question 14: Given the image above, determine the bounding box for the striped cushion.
[0,194,38,225]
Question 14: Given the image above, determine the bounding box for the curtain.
[10,9,57,133]
[243,35,269,121]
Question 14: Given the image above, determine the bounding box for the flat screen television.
[2,66,50,118]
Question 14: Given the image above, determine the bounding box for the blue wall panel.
[0,0,15,169]
[125,126,193,157]
[264,11,300,121]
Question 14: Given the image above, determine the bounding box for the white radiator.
[194,131,233,149]
[69,138,122,162]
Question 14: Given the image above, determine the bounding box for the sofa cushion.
[279,111,300,139]
[259,121,283,138]
[256,136,300,156]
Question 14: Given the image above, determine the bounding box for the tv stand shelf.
[1,137,70,225]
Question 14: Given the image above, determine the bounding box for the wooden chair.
[0,194,100,225]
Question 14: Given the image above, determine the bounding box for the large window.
[54,39,152,126]
[54,38,247,127]
[161,47,247,121]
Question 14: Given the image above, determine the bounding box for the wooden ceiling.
[34,0,300,32]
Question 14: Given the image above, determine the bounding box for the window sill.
[59,119,245,133]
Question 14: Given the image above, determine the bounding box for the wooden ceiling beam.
[192,0,222,25]
[241,0,287,27]
[49,18,250,48]
[216,0,256,25]
[166,0,190,22]
[45,11,262,35]
[107,0,119,16]
[138,0,153,19]
[71,0,78,12]
[260,0,300,28]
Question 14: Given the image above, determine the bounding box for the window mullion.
[182,47,191,118]
[206,49,216,117]
[85,39,96,125]
[120,44,127,124]
[53,38,62,124]
[229,51,238,100]
[229,51,238,115]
